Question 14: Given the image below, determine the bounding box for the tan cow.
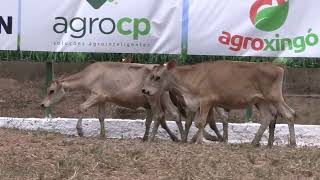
[142,60,296,147]
[40,62,222,142]
[40,62,181,141]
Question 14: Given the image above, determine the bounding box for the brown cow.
[40,62,221,142]
[142,60,296,147]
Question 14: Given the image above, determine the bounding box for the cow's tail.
[273,62,288,98]
[275,63,299,120]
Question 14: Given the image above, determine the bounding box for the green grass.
[0,50,319,68]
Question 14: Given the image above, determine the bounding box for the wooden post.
[180,0,189,64]
[245,106,253,122]
[44,61,54,117]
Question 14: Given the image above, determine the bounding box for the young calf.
[142,60,296,147]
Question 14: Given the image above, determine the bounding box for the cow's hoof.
[251,142,260,147]
[287,143,297,148]
[148,136,156,142]
[172,137,180,143]
[77,132,84,137]
[267,144,273,148]
[195,139,203,145]
[142,136,148,142]
[217,138,224,142]
[181,139,188,143]
[204,135,218,142]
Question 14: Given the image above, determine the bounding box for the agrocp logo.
[53,0,151,40]
[250,0,289,32]
[86,0,110,9]
[218,0,319,53]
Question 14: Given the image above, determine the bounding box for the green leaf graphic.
[86,0,107,9]
[254,2,289,32]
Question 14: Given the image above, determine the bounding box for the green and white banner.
[20,0,182,54]
[188,0,320,57]
[0,0,18,50]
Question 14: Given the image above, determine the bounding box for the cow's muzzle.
[141,88,151,96]
[40,103,45,108]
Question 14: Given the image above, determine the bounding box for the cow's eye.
[155,76,160,81]
[49,90,55,95]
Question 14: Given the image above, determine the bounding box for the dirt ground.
[0,78,319,125]
[0,128,319,180]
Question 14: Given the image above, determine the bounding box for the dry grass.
[0,128,319,180]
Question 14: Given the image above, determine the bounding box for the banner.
[21,0,182,54]
[188,0,320,57]
[0,0,18,50]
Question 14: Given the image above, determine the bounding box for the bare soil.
[0,128,319,180]
[0,78,319,125]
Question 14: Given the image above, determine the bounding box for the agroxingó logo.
[218,0,319,53]
[250,0,289,32]
[52,0,151,40]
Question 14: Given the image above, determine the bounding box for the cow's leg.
[160,120,179,142]
[207,108,223,142]
[252,103,273,147]
[268,115,277,147]
[190,113,220,143]
[76,117,83,137]
[149,112,164,142]
[76,93,101,138]
[275,100,296,147]
[98,102,106,139]
[142,110,153,141]
[194,103,211,144]
[182,115,193,143]
[216,108,229,142]
[222,121,228,143]
[175,114,185,142]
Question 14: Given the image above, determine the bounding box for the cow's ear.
[56,80,61,87]
[152,65,160,70]
[165,60,177,70]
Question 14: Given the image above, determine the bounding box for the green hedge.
[0,51,319,68]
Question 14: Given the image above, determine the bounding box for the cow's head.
[40,80,66,108]
[142,60,177,96]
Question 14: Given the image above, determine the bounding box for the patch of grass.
[1,129,320,179]
[0,51,319,68]
[254,167,266,178]
[247,153,256,164]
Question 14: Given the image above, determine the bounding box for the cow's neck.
[167,75,190,95]
[168,68,199,95]
[167,69,200,111]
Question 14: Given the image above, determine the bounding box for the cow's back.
[82,62,154,109]
[176,61,284,109]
